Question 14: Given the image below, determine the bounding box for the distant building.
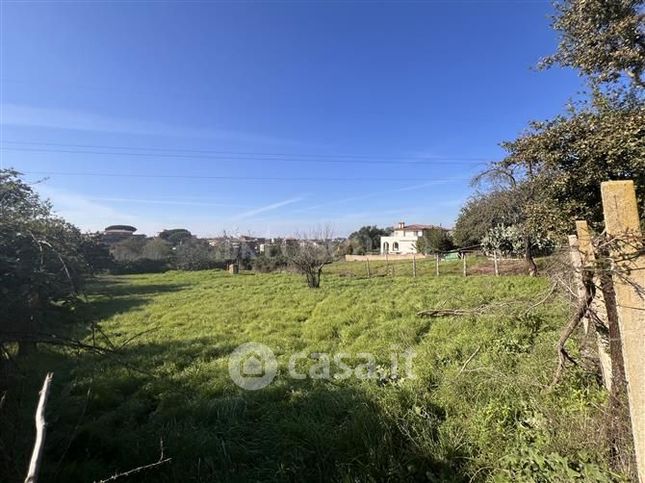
[102,225,140,244]
[380,221,446,255]
[206,235,265,259]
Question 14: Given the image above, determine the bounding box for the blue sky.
[0,1,582,237]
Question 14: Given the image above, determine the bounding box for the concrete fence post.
[601,180,645,483]
[493,251,499,276]
[435,253,439,277]
[462,252,467,277]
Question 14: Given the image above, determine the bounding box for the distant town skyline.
[0,1,583,237]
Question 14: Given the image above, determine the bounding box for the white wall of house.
[380,225,425,255]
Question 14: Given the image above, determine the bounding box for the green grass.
[2,267,621,482]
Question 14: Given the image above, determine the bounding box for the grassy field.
[3,266,622,482]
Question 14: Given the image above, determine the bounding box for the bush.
[252,254,288,273]
[416,227,454,254]
[481,225,555,258]
[111,258,170,274]
[174,240,218,271]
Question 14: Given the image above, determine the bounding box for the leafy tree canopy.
[347,225,392,254]
[159,228,193,246]
[415,227,454,254]
[453,190,523,247]
[1,169,90,349]
[496,95,644,233]
[540,0,645,88]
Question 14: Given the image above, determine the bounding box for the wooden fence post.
[601,180,645,482]
[366,258,371,278]
[385,251,389,276]
[412,253,417,278]
[435,253,439,276]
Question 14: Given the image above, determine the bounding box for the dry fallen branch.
[416,307,487,318]
[24,372,54,483]
[550,270,595,389]
[94,438,171,483]
[0,331,154,376]
[457,346,482,376]
[523,282,558,315]
[416,299,524,319]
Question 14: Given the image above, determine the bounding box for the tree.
[498,97,645,231]
[540,0,645,88]
[473,0,645,274]
[415,227,454,254]
[347,225,392,254]
[287,229,335,288]
[111,236,146,261]
[142,237,173,261]
[174,239,216,271]
[481,224,555,258]
[452,190,523,247]
[159,228,193,246]
[0,170,89,354]
[79,233,115,273]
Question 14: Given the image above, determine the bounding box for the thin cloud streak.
[1,103,304,146]
[231,197,304,220]
[88,196,251,208]
[293,178,468,213]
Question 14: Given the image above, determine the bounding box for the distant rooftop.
[400,224,446,231]
[394,221,446,231]
[105,225,137,233]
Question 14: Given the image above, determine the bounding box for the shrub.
[174,240,218,271]
[481,224,555,258]
[111,258,170,274]
[252,254,288,273]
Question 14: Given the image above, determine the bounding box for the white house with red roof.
[380,222,445,255]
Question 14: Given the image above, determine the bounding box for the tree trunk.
[524,236,538,276]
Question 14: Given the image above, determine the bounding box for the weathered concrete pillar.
[601,180,645,482]
[568,234,586,330]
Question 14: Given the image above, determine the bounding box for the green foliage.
[142,237,173,261]
[347,225,392,254]
[0,169,89,343]
[174,240,218,271]
[159,228,193,246]
[482,225,555,258]
[499,98,645,232]
[111,236,147,261]
[110,258,170,274]
[79,233,115,273]
[453,190,522,247]
[415,227,454,254]
[252,253,288,273]
[496,447,624,482]
[474,0,645,268]
[541,0,645,88]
